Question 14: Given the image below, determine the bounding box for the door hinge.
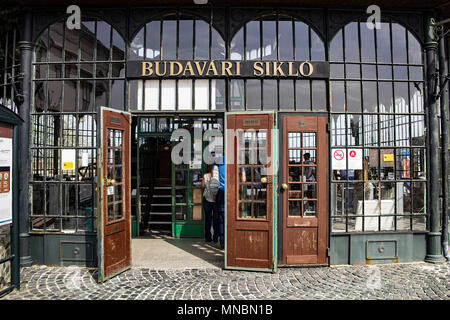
[326,247,331,257]
[326,123,330,133]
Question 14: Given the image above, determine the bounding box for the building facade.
[0,0,449,281]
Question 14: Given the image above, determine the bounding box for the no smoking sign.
[333,149,345,161]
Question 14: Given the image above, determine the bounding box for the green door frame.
[171,152,205,238]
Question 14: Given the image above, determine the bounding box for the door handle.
[281,183,288,191]
[260,177,268,184]
[106,179,116,186]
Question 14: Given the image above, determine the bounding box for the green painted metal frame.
[224,111,278,273]
[171,144,205,238]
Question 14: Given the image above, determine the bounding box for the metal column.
[18,9,33,266]
[424,17,446,263]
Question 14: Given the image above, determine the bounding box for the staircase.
[148,178,172,233]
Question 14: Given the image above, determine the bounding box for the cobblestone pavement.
[1,262,449,300]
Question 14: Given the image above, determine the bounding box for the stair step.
[151,203,171,207]
[150,212,172,215]
[154,186,171,190]
[153,195,171,198]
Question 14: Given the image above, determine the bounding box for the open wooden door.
[281,115,327,265]
[97,107,131,282]
[226,113,277,272]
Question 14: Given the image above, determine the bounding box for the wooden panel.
[282,115,327,265]
[192,205,202,221]
[99,109,131,282]
[226,113,274,271]
[235,230,269,261]
[193,188,202,203]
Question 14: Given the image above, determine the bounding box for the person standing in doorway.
[213,155,225,250]
[202,165,217,242]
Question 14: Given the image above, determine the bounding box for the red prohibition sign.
[349,150,356,158]
[333,149,345,161]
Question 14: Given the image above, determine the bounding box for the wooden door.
[226,113,276,271]
[281,116,327,265]
[97,108,131,282]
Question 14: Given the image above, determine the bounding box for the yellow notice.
[63,162,74,169]
[383,154,394,162]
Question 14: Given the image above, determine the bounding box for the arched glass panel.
[130,16,225,61]
[231,16,325,61]
[31,18,122,233]
[129,15,225,112]
[229,15,325,111]
[329,19,426,233]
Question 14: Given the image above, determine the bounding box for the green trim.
[272,115,278,272]
[224,114,228,268]
[0,104,23,125]
[100,266,131,283]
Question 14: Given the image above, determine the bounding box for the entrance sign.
[0,137,12,226]
[127,60,330,79]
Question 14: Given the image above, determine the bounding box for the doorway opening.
[130,115,225,269]
[138,135,172,238]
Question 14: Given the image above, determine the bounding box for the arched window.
[329,19,426,233]
[129,14,226,111]
[30,18,124,233]
[229,15,326,111]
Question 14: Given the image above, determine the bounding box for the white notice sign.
[107,186,114,196]
[331,148,362,170]
[81,151,89,167]
[0,138,12,226]
[332,149,346,170]
[61,149,76,170]
[348,149,362,170]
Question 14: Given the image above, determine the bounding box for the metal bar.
[12,118,20,288]
[440,28,449,260]
[0,254,14,265]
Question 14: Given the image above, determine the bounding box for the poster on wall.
[0,138,12,226]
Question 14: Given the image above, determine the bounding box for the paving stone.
[1,262,449,300]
